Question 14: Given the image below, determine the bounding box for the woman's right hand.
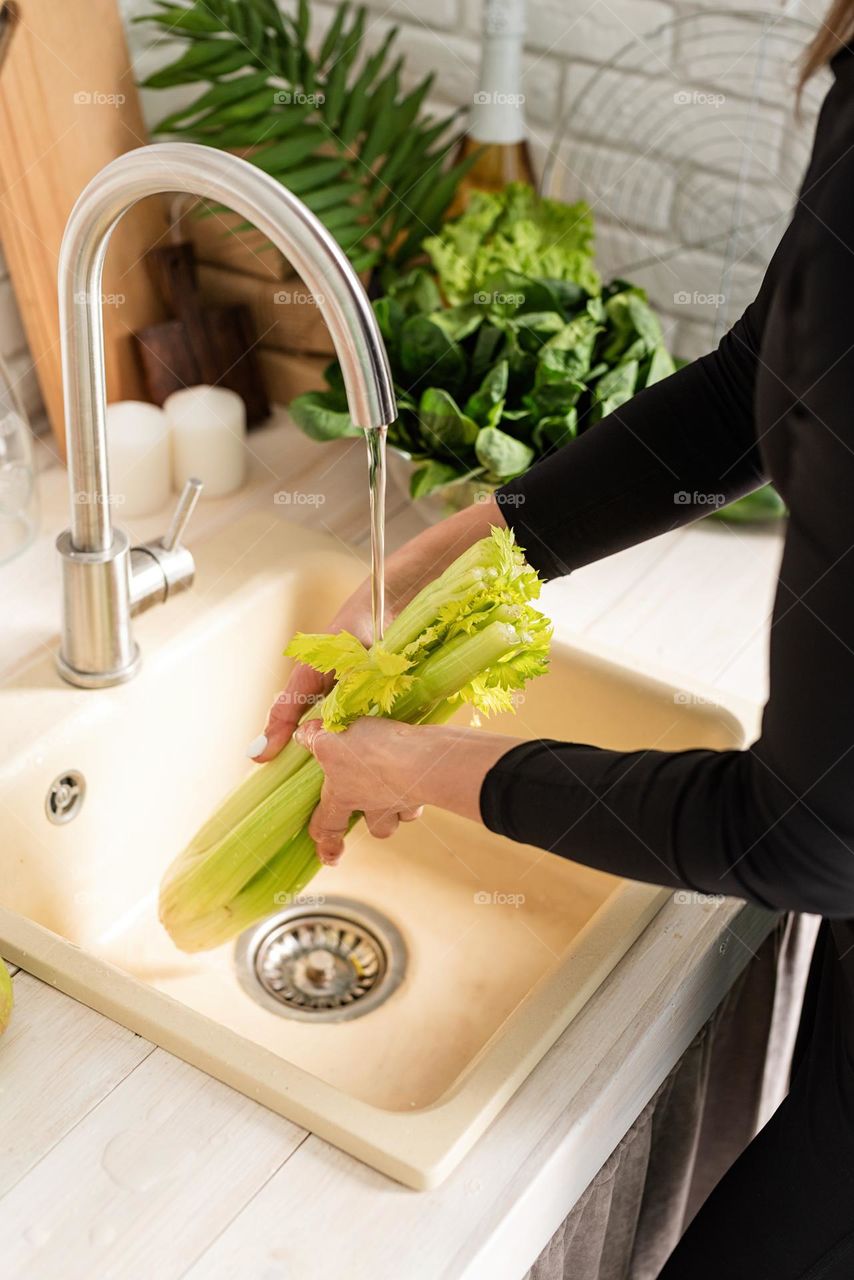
[249,582,374,762]
[249,493,508,762]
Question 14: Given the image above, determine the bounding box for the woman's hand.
[293,718,522,864]
[248,587,373,762]
[249,496,507,762]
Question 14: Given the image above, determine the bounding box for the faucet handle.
[129,477,203,618]
[162,477,203,551]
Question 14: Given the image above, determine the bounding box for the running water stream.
[365,425,388,646]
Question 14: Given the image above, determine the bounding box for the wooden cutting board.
[0,0,167,453]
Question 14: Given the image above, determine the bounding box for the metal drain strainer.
[45,770,86,825]
[235,897,406,1022]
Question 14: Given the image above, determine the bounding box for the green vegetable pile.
[292,183,677,497]
[160,527,551,952]
[292,183,784,521]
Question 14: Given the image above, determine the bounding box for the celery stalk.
[390,622,520,722]
[158,527,551,953]
[165,829,321,952]
[160,756,324,921]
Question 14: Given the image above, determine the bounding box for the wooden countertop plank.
[0,972,152,1197]
[0,1038,307,1280]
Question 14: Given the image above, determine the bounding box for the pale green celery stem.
[391,621,520,722]
[168,828,321,952]
[381,568,488,653]
[161,756,325,920]
[166,625,518,932]
[185,704,323,858]
[417,700,459,725]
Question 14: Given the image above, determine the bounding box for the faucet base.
[56,527,139,688]
[55,643,141,689]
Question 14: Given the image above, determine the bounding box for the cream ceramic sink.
[0,513,745,1188]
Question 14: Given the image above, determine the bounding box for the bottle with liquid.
[0,353,38,565]
[449,0,537,215]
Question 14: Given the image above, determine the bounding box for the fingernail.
[245,733,268,759]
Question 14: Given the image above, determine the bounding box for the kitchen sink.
[0,513,746,1188]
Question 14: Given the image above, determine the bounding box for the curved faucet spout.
[59,142,396,554]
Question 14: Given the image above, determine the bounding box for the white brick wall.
[1,0,827,403]
[120,0,833,361]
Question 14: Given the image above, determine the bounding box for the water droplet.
[102,1128,196,1192]
[89,1220,117,1248]
[24,1224,51,1248]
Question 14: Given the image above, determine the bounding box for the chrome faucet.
[55,143,395,688]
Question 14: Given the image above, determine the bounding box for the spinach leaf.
[509,311,566,353]
[465,359,509,423]
[471,325,506,383]
[373,295,405,360]
[289,390,360,441]
[601,288,663,363]
[410,458,466,498]
[475,426,534,480]
[322,359,346,392]
[419,387,480,456]
[387,266,442,316]
[590,360,639,422]
[533,277,587,315]
[643,345,676,387]
[712,484,786,523]
[431,304,483,343]
[533,409,578,452]
[400,315,466,390]
[527,379,585,416]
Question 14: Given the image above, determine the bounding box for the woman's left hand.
[294,718,521,865]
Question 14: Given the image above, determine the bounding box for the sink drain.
[235,897,407,1022]
[45,770,86,824]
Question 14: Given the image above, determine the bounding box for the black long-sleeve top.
[481,49,854,1031]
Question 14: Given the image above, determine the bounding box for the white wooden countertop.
[0,414,784,1280]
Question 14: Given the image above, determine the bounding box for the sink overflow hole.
[234,897,407,1023]
[45,770,86,825]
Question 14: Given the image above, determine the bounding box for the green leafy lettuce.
[422,182,601,305]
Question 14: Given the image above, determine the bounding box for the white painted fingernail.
[246,733,268,758]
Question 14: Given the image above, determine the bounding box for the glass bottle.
[448,0,537,217]
[0,353,38,564]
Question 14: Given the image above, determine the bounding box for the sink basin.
[0,513,745,1188]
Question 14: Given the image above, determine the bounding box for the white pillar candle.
[105,400,171,518]
[165,385,247,499]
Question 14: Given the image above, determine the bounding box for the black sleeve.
[481,170,854,919]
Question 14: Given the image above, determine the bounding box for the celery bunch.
[159,527,551,953]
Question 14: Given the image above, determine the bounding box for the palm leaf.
[137,0,467,270]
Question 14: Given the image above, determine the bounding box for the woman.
[253,15,854,1278]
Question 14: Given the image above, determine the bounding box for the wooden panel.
[0,972,152,1196]
[258,347,328,404]
[0,0,167,450]
[197,262,335,356]
[0,1007,307,1280]
[185,201,290,282]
